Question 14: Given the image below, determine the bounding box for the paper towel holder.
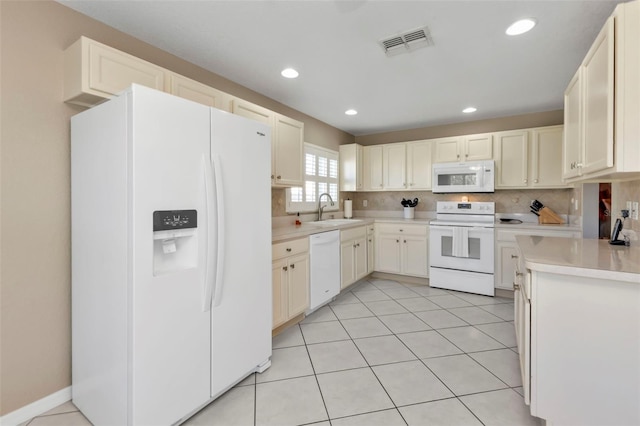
[344,198,353,219]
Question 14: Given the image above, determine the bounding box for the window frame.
[286,143,339,214]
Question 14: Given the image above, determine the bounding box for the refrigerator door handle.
[211,153,226,307]
[202,154,216,312]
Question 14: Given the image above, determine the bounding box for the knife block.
[538,207,564,224]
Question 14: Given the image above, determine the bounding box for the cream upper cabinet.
[433,134,492,163]
[406,140,432,190]
[167,73,231,111]
[339,144,363,191]
[64,36,166,107]
[464,134,494,161]
[231,98,303,187]
[363,145,384,190]
[581,18,615,175]
[494,130,529,188]
[531,126,566,188]
[383,144,407,190]
[562,1,640,181]
[433,137,462,163]
[273,114,304,187]
[563,69,583,179]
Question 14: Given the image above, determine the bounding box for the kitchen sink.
[308,219,363,227]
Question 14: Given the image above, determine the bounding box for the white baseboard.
[0,386,71,426]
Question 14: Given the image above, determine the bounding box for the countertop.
[516,235,640,283]
[272,217,432,243]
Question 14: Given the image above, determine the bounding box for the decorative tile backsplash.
[273,187,578,218]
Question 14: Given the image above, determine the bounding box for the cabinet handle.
[368,239,372,242]
[286,248,292,252]
[271,174,275,179]
[277,175,281,179]
[356,243,360,247]
[290,264,295,269]
[465,153,468,158]
[396,239,399,243]
[457,154,460,159]
[404,240,407,243]
[283,266,288,271]
[515,272,523,277]
[511,254,518,259]
[399,229,403,232]
[513,283,520,290]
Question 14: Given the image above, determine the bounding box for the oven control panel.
[436,201,495,215]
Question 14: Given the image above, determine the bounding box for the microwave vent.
[380,26,434,57]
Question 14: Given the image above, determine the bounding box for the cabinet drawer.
[272,237,308,260]
[376,223,427,236]
[497,228,580,242]
[341,226,366,242]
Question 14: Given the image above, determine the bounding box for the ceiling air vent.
[380,26,434,57]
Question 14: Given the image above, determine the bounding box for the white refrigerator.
[71,85,272,425]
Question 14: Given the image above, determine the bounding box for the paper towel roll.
[344,199,353,218]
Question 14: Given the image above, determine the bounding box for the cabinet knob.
[409,183,414,186]
[534,179,538,183]
[368,239,372,242]
[286,248,292,252]
[457,154,460,159]
[576,163,582,168]
[524,179,528,183]
[404,240,407,243]
[277,175,282,179]
[271,174,275,179]
[465,153,468,158]
[290,264,295,269]
[283,266,288,271]
[511,254,518,259]
[515,272,523,277]
[380,184,383,187]
[356,243,360,247]
[399,229,403,232]
[513,283,520,290]
[396,239,399,243]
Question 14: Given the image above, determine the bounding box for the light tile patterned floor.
[20,278,540,426]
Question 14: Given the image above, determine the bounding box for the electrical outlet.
[633,202,639,220]
[363,200,368,207]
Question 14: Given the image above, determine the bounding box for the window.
[286,143,339,213]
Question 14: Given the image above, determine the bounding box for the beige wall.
[0,0,351,415]
[355,110,564,145]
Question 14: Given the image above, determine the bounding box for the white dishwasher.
[307,230,340,313]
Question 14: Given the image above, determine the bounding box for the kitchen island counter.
[516,235,640,283]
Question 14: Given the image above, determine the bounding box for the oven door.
[429,224,495,273]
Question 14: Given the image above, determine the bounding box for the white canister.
[404,207,415,219]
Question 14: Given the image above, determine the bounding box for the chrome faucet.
[317,193,335,221]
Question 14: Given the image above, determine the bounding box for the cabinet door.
[406,140,432,190]
[531,126,566,188]
[231,98,273,125]
[339,144,363,191]
[272,259,288,328]
[287,253,309,318]
[354,238,368,280]
[87,39,166,97]
[563,69,582,179]
[341,240,355,289]
[495,131,529,188]
[363,145,384,190]
[581,18,615,175]
[464,134,493,161]
[402,235,428,277]
[273,114,304,187]
[433,137,462,163]
[383,144,407,189]
[375,234,401,273]
[496,242,519,290]
[168,73,230,111]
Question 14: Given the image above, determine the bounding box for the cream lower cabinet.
[375,223,428,278]
[495,228,581,291]
[272,238,309,329]
[231,98,304,187]
[341,226,367,289]
[366,224,375,274]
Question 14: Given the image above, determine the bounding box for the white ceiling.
[59,0,623,136]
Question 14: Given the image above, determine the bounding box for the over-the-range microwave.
[432,160,495,193]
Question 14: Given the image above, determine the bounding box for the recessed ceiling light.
[345,109,358,116]
[462,107,477,113]
[281,68,299,78]
[506,18,537,36]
